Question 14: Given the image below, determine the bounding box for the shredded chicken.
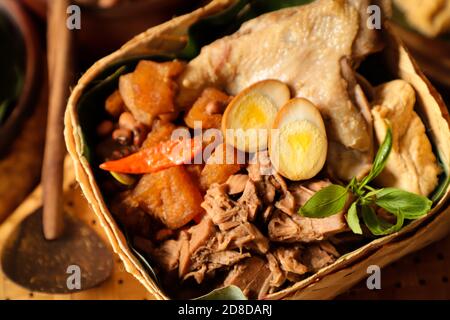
[225,174,249,195]
[268,210,347,243]
[238,180,261,221]
[223,257,272,300]
[220,222,269,254]
[302,242,340,272]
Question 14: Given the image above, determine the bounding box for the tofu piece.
[132,166,203,229]
[119,60,185,125]
[184,87,230,129]
[372,80,441,196]
[141,121,176,148]
[200,143,242,190]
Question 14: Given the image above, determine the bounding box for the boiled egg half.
[269,98,327,181]
[222,80,290,152]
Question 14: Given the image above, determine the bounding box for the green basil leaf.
[375,188,432,219]
[431,171,450,204]
[359,125,393,189]
[361,205,404,236]
[346,202,363,235]
[348,177,358,193]
[299,184,349,218]
[360,188,383,206]
[195,285,247,300]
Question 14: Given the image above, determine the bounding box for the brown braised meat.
[145,154,344,298]
[131,166,204,230]
[223,257,272,300]
[119,60,185,125]
[184,87,230,129]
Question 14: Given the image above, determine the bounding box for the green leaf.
[0,99,11,124]
[195,286,247,300]
[361,205,404,236]
[348,177,358,191]
[361,188,383,203]
[299,184,349,218]
[0,12,26,126]
[431,168,450,203]
[123,228,160,285]
[179,0,250,59]
[346,202,363,235]
[179,0,315,60]
[359,125,393,189]
[375,188,432,220]
[110,172,136,186]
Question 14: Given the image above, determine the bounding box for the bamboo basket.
[64,0,450,300]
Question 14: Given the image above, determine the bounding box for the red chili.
[100,138,202,174]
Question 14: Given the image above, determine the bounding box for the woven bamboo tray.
[1,157,449,299]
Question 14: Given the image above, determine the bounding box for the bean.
[96,120,114,137]
[119,112,137,130]
[112,128,132,145]
[105,90,125,118]
[132,124,148,147]
[118,112,149,147]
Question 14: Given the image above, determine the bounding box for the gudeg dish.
[65,0,450,299]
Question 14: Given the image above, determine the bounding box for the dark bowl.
[0,0,41,155]
[20,0,201,66]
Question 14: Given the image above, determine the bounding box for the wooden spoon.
[1,0,113,293]
[42,0,72,239]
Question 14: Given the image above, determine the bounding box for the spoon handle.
[42,0,72,240]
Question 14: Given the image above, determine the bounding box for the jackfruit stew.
[79,0,447,299]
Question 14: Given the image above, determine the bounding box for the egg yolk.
[288,131,312,153]
[227,92,278,151]
[273,119,326,181]
[229,93,277,130]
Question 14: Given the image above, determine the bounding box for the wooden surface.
[0,158,153,300]
[41,0,73,240]
[0,73,47,223]
[338,232,450,299]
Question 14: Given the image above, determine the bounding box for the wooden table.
[338,231,450,299]
[0,158,153,300]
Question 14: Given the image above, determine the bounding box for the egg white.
[270,98,328,181]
